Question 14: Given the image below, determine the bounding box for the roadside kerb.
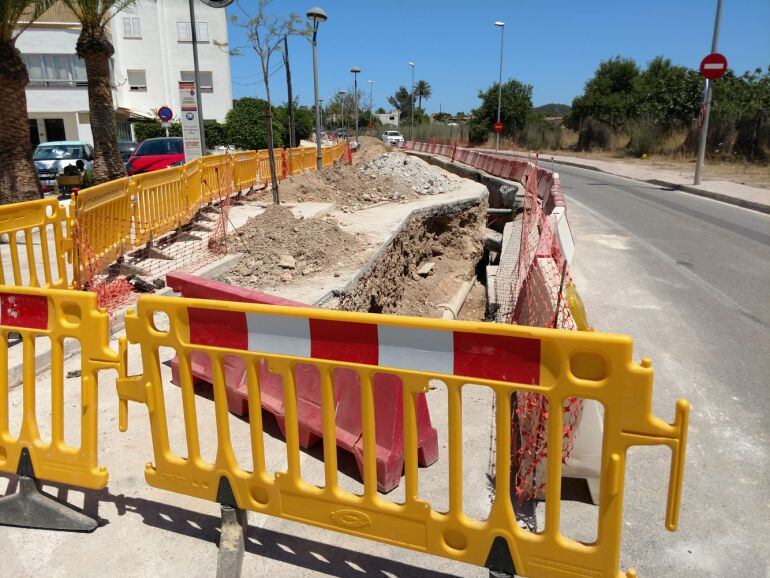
[476,148,770,214]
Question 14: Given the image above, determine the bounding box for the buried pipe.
[437,277,476,320]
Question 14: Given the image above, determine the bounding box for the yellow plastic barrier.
[132,166,189,246]
[117,294,689,578]
[233,151,258,192]
[0,198,73,289]
[0,286,120,489]
[200,154,233,203]
[74,178,132,273]
[0,142,365,292]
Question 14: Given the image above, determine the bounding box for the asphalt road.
[557,163,770,577]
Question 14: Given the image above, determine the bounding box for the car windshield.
[33,145,85,161]
[135,139,183,156]
[386,132,402,137]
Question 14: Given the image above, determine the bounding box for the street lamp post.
[319,98,324,130]
[368,80,373,130]
[694,0,723,185]
[351,66,361,145]
[408,61,415,143]
[494,21,505,151]
[307,6,327,171]
[338,90,347,136]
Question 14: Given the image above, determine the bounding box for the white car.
[382,130,405,147]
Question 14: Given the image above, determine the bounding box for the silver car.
[33,141,94,193]
[381,130,405,147]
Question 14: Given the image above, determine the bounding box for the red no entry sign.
[493,121,504,133]
[700,53,727,80]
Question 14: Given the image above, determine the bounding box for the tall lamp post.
[319,98,324,130]
[337,90,347,135]
[368,80,374,130]
[694,0,723,185]
[307,6,327,170]
[408,61,415,143]
[494,21,505,151]
[351,66,361,145]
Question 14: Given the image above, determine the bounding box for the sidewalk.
[478,148,770,214]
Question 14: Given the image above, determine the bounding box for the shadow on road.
[0,472,458,577]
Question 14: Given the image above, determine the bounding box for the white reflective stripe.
[246,313,311,357]
[703,63,725,69]
[377,324,453,374]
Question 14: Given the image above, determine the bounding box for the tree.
[387,86,427,125]
[225,97,284,151]
[433,112,452,122]
[274,100,314,145]
[375,107,386,114]
[229,0,309,203]
[0,0,51,203]
[63,0,132,184]
[415,79,432,110]
[566,57,640,130]
[633,57,701,127]
[467,79,533,143]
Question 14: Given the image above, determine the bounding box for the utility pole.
[283,35,296,149]
[307,7,327,170]
[408,61,415,143]
[694,0,723,185]
[494,21,505,151]
[188,0,207,155]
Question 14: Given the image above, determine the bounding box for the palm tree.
[62,0,131,183]
[0,0,52,204]
[415,80,432,111]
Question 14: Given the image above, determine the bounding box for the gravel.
[360,152,462,195]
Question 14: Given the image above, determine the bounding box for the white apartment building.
[17,0,232,145]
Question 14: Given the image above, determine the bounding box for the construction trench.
[0,137,609,576]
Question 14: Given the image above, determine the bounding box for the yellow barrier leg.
[0,448,97,532]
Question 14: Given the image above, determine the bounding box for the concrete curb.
[477,148,770,214]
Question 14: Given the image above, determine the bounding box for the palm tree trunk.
[0,40,41,204]
[76,25,125,184]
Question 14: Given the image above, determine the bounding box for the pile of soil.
[227,205,365,286]
[276,160,417,211]
[360,152,461,195]
[352,136,391,165]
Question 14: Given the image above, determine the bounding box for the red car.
[126,137,185,175]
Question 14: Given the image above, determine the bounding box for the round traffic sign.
[158,106,174,122]
[700,53,727,80]
[493,121,504,133]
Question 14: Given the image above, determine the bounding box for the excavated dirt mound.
[227,205,365,286]
[360,152,462,195]
[352,136,391,165]
[274,160,417,211]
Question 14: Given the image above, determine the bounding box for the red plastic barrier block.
[167,273,440,493]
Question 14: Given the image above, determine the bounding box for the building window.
[127,69,147,91]
[123,17,141,38]
[23,54,88,87]
[180,71,213,92]
[177,21,209,42]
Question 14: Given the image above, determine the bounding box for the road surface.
[558,162,770,577]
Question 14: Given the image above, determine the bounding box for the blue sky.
[225,0,770,114]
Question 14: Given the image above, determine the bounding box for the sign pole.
[188,0,207,155]
[694,0,723,185]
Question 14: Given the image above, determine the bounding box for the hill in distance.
[534,103,571,116]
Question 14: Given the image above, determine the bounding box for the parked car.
[33,141,93,193]
[118,141,139,163]
[125,137,184,176]
[382,130,405,147]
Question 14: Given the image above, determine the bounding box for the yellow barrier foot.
[485,536,517,578]
[216,504,248,578]
[0,449,97,532]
